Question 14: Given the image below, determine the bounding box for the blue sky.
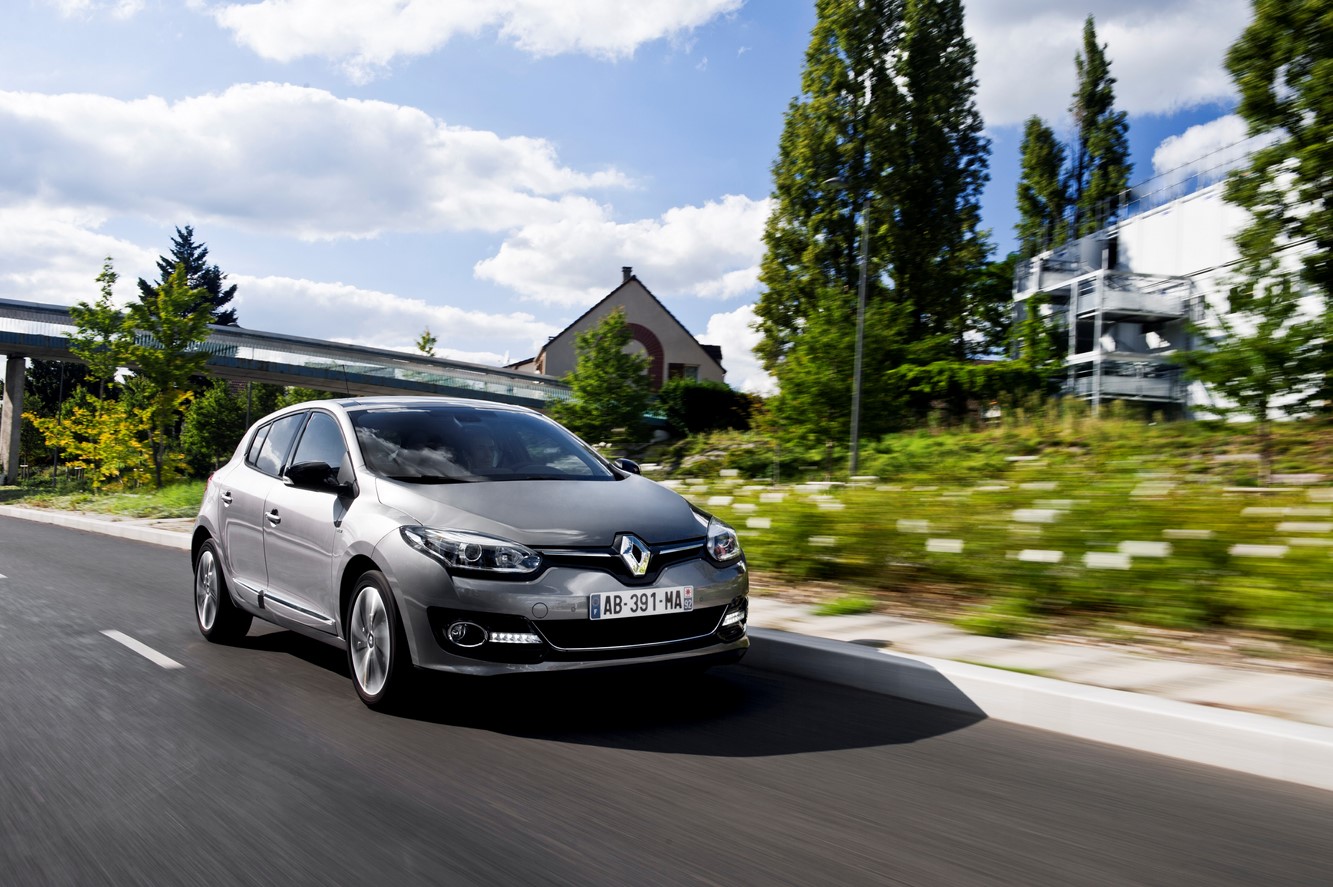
[0,0,1252,393]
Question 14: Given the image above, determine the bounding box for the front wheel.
[194,539,252,643]
[346,571,411,710]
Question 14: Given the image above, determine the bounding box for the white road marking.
[100,630,184,670]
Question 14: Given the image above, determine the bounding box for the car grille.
[537,540,705,585]
[534,604,726,651]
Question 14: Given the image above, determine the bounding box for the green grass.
[7,480,205,519]
[813,594,879,616]
[662,415,1333,654]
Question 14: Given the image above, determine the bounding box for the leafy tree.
[964,253,1018,360]
[657,379,752,436]
[137,226,239,325]
[1015,117,1068,257]
[1069,16,1131,237]
[276,386,339,408]
[68,257,127,396]
[181,381,247,475]
[125,264,213,486]
[1225,1,1333,407]
[549,310,651,447]
[416,327,437,356]
[1177,276,1319,484]
[25,388,153,490]
[755,0,992,438]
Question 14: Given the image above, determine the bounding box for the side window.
[289,412,347,472]
[254,413,307,477]
[245,423,271,468]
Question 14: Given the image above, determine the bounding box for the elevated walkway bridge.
[0,297,570,483]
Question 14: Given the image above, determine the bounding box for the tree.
[754,0,992,438]
[549,310,651,447]
[25,389,153,490]
[125,264,213,486]
[24,360,90,419]
[657,379,751,436]
[416,327,437,357]
[68,257,127,396]
[181,381,247,475]
[137,226,239,325]
[1177,276,1320,484]
[1226,1,1333,407]
[1015,117,1068,257]
[1069,16,1131,237]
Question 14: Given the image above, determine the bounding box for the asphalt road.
[2,516,1331,887]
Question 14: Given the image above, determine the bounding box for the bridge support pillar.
[1,355,24,485]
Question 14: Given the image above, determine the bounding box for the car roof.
[293,395,536,415]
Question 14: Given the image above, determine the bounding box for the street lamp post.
[849,202,868,476]
[826,178,870,476]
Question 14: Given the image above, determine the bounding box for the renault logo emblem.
[616,534,652,576]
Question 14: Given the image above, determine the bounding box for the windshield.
[349,405,616,483]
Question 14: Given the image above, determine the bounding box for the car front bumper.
[381,535,750,676]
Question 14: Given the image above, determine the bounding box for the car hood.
[371,474,706,547]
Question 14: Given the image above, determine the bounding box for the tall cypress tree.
[754,0,990,437]
[1069,16,1131,237]
[1015,116,1067,258]
[137,226,239,325]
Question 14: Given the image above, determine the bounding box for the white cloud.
[212,0,743,81]
[0,84,625,241]
[44,0,143,18]
[1152,114,1248,175]
[1143,114,1279,202]
[702,303,775,395]
[475,194,770,307]
[0,205,153,307]
[231,275,559,365]
[967,0,1249,128]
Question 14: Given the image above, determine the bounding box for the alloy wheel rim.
[195,550,218,631]
[350,585,391,697]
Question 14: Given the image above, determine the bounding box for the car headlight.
[706,516,742,563]
[401,527,542,574]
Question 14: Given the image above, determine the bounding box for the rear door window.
[253,413,307,478]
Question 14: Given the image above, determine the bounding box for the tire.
[346,571,412,710]
[194,539,252,643]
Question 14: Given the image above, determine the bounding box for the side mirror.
[285,460,356,497]
[611,458,641,475]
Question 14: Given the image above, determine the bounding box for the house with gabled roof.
[508,267,726,390]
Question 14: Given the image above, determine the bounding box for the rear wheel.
[194,539,252,643]
[347,571,412,710]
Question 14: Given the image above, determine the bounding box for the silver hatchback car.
[192,396,748,708]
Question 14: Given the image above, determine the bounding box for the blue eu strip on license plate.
[589,586,693,620]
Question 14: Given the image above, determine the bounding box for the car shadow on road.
[236,627,987,757]
[396,663,987,757]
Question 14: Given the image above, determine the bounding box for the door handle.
[220,491,233,506]
[266,509,281,525]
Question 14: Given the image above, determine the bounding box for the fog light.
[489,631,541,645]
[722,609,746,628]
[446,621,487,648]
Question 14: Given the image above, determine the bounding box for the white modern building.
[1012,138,1314,417]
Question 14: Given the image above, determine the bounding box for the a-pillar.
[1,355,24,485]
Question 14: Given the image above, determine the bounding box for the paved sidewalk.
[748,596,1333,729]
[4,503,1331,730]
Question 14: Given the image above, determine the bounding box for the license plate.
[589,587,693,620]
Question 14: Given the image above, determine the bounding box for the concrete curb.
[0,505,192,551]
[748,628,1333,792]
